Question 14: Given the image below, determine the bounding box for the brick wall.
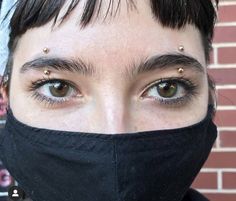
[0,0,235,201]
[192,1,236,201]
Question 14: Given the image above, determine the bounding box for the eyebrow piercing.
[178,45,185,52]
[44,70,51,76]
[178,67,184,74]
[43,47,50,54]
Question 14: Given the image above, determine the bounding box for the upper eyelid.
[30,78,82,95]
[32,78,77,88]
[30,80,81,100]
[140,77,193,94]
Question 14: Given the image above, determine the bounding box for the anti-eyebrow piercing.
[44,70,51,76]
[43,47,50,54]
[178,67,184,74]
[178,45,185,52]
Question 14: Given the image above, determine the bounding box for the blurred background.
[0,0,236,201]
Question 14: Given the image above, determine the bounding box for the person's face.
[7,0,209,133]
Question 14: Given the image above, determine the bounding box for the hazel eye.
[143,80,185,99]
[38,81,76,98]
[47,82,71,97]
[156,81,178,98]
[141,78,197,106]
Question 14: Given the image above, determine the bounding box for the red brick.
[208,68,236,85]
[218,47,236,64]
[204,152,236,168]
[217,89,236,106]
[214,110,236,127]
[220,131,236,147]
[209,51,214,64]
[192,172,218,189]
[213,26,236,43]
[223,172,236,189]
[204,193,236,201]
[218,5,236,22]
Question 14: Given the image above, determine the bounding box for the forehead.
[13,0,206,74]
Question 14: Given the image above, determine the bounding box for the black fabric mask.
[0,106,217,201]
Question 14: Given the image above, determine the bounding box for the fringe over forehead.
[8,0,219,61]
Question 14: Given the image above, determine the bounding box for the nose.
[92,89,132,134]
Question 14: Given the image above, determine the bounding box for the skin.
[1,0,209,134]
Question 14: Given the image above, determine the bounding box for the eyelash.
[141,77,198,106]
[28,78,80,107]
[28,76,198,107]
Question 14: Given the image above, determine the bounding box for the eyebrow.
[20,53,205,77]
[20,57,95,76]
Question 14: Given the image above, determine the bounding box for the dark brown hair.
[7,0,218,60]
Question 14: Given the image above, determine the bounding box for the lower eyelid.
[31,91,82,108]
[29,83,82,107]
[158,95,193,105]
[143,93,196,109]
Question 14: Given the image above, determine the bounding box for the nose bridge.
[96,85,130,134]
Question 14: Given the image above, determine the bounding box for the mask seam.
[8,119,208,144]
[6,119,212,153]
[6,108,212,139]
[11,134,111,155]
[8,129,203,154]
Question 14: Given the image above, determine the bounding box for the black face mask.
[0,106,217,201]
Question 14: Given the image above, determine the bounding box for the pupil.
[49,82,69,97]
[158,82,177,98]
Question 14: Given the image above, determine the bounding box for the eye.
[29,79,81,106]
[155,81,178,98]
[141,78,198,106]
[40,81,74,98]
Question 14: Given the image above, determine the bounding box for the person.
[0,0,218,201]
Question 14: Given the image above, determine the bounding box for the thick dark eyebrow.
[129,53,205,77]
[20,57,95,76]
[20,54,204,77]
